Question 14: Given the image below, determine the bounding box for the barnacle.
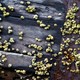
[20,16,25,20]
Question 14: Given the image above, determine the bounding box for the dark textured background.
[0,0,80,80]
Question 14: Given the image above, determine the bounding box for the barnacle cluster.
[28,44,43,51]
[0,3,14,17]
[60,3,80,73]
[31,56,52,75]
[61,3,80,35]
[37,20,51,30]
[26,6,36,13]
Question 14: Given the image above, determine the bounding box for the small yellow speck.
[48,15,52,19]
[20,1,24,4]
[20,16,24,19]
[8,64,12,67]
